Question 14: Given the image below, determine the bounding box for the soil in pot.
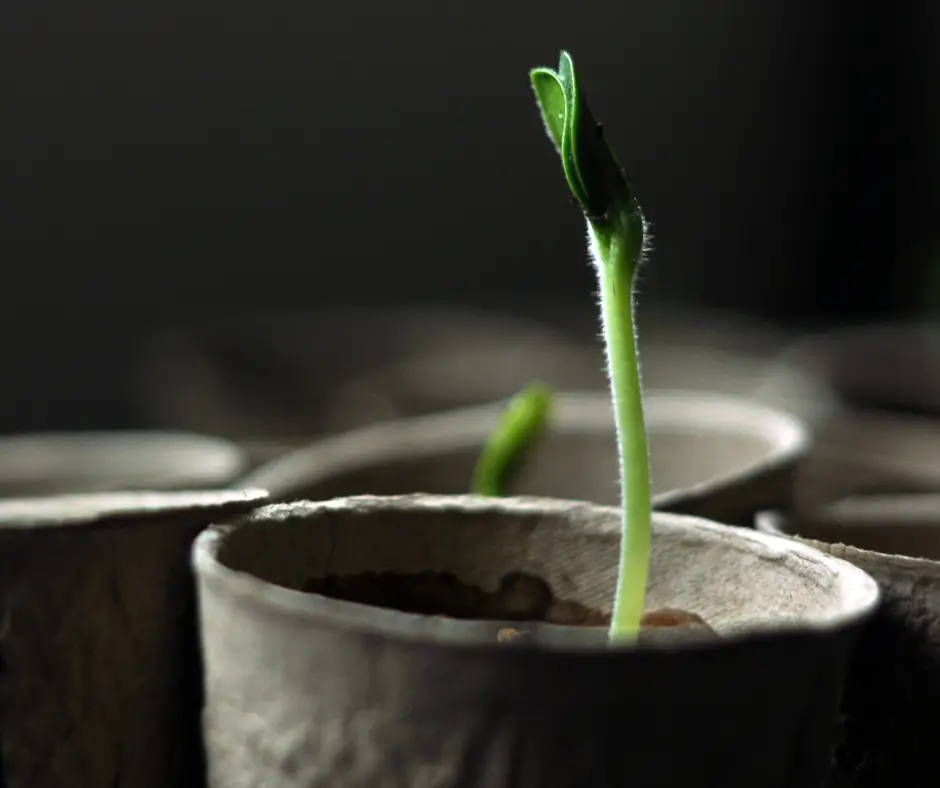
[302,569,714,635]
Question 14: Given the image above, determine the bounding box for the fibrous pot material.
[241,391,809,526]
[0,489,267,788]
[756,508,940,788]
[195,494,877,788]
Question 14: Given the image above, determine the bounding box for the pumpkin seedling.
[471,382,554,497]
[530,51,652,643]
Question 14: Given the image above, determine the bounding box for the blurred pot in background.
[0,431,246,496]
[242,390,810,526]
[520,298,831,418]
[763,322,940,509]
[789,412,940,510]
[765,321,940,421]
[133,306,606,459]
[136,302,825,469]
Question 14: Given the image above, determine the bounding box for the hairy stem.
[591,228,651,642]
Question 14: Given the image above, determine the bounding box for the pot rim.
[820,492,940,524]
[0,488,268,534]
[755,508,940,577]
[242,389,810,499]
[0,430,248,487]
[194,493,879,653]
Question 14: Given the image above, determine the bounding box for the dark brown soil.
[303,569,607,625]
[303,570,714,635]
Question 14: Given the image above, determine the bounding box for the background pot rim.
[194,493,878,654]
[755,508,940,577]
[242,389,810,499]
[0,488,268,535]
[0,430,248,489]
[820,493,940,524]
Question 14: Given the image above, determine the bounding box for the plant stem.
[591,228,651,643]
[528,49,652,644]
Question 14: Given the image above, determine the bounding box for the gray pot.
[764,321,940,508]
[756,500,940,609]
[241,390,810,526]
[193,494,878,788]
[756,503,940,786]
[0,488,267,788]
[768,321,940,420]
[134,306,605,447]
[513,299,829,420]
[633,301,833,422]
[0,431,247,497]
[787,411,940,511]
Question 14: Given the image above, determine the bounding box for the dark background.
[1,0,938,432]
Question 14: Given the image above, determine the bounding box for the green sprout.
[530,51,652,643]
[472,382,554,497]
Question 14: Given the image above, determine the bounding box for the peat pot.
[242,390,810,526]
[756,498,940,610]
[756,502,940,787]
[767,321,940,421]
[193,494,878,788]
[632,301,833,425]
[134,306,606,451]
[764,322,940,508]
[0,431,247,497]
[0,488,267,788]
[786,411,940,511]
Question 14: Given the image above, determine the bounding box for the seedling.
[472,382,554,497]
[530,51,652,643]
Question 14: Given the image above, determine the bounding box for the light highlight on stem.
[590,229,651,641]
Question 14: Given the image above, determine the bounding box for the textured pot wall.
[0,490,267,788]
[195,496,878,788]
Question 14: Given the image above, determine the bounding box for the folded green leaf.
[530,50,643,245]
[530,68,566,153]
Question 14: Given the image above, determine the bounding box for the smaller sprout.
[472,382,555,497]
